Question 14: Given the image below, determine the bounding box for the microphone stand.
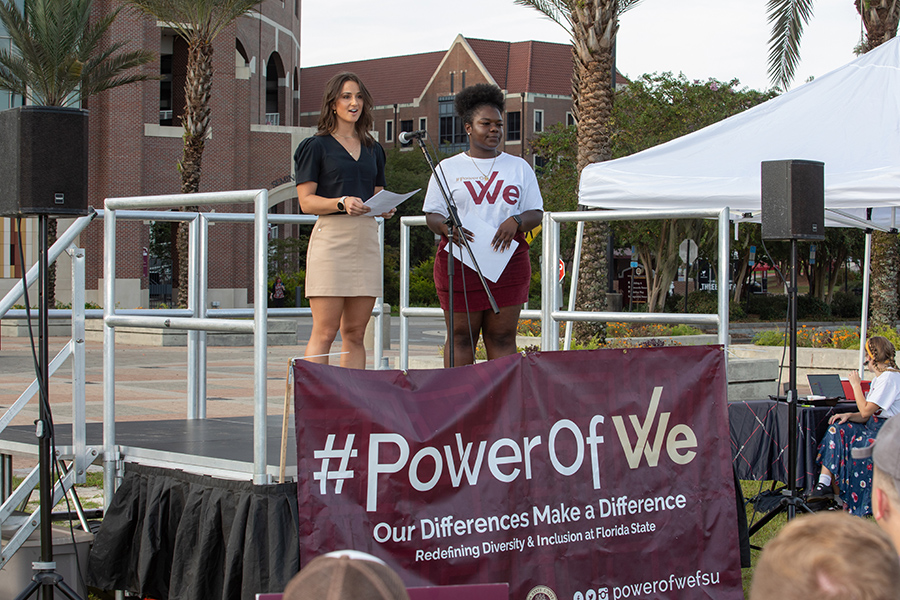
[411,136,498,366]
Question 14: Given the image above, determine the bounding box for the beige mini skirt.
[305,214,382,297]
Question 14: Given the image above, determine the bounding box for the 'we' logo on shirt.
[463,172,520,206]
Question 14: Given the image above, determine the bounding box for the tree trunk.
[871,230,899,328]
[572,47,615,342]
[175,39,213,308]
[858,3,900,327]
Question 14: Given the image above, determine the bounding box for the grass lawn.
[740,479,789,596]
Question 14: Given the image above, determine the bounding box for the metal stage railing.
[540,208,731,352]
[0,211,98,570]
[0,200,730,568]
[396,208,731,369]
[0,194,388,567]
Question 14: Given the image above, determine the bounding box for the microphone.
[398,130,427,144]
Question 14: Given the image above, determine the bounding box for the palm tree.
[0,0,154,106]
[767,0,900,329]
[514,0,643,340]
[0,0,154,305]
[123,0,263,307]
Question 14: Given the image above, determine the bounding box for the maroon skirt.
[434,232,531,312]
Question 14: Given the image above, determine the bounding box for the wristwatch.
[512,214,523,228]
[336,196,347,213]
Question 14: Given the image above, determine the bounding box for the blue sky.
[301,0,863,92]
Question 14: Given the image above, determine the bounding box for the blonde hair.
[874,465,900,508]
[750,512,900,600]
[866,336,899,371]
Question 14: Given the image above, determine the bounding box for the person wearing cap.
[749,511,900,600]
[283,551,409,600]
[808,336,900,515]
[854,415,900,551]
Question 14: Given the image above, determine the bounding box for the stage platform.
[0,415,296,481]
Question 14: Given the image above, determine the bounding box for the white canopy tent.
[579,35,900,226]
[576,36,900,367]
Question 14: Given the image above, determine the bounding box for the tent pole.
[859,229,872,375]
[563,220,585,350]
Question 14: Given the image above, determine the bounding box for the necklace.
[333,133,359,158]
[467,151,498,180]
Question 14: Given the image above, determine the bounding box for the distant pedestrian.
[270,276,286,308]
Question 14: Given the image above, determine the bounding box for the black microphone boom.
[398,129,427,144]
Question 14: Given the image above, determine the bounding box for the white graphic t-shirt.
[423,152,543,230]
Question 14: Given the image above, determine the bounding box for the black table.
[729,398,856,491]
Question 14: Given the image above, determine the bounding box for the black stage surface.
[0,415,296,480]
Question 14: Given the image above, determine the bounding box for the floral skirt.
[816,416,886,516]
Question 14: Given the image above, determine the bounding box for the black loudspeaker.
[0,106,90,217]
[761,159,825,241]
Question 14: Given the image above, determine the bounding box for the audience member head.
[854,415,900,546]
[749,511,900,600]
[283,550,409,600]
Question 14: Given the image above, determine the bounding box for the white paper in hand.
[364,189,420,215]
[443,212,518,283]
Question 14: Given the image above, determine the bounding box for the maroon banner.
[294,346,742,600]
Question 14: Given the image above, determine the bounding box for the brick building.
[298,35,627,163]
[0,0,310,309]
[1,17,625,309]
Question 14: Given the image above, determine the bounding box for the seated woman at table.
[808,336,900,515]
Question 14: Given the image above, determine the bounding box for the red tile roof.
[299,51,445,113]
[299,36,626,112]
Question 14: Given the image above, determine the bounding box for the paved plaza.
[0,316,448,472]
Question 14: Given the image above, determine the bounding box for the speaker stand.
[13,214,84,600]
[748,239,814,538]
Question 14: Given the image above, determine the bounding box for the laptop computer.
[807,373,847,401]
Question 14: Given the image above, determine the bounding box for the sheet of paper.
[443,212,518,283]
[364,188,420,215]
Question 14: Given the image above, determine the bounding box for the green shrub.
[752,295,788,321]
[664,293,684,312]
[409,257,439,307]
[669,324,703,336]
[797,295,831,320]
[752,330,785,346]
[685,291,717,314]
[831,291,862,319]
[684,291,745,321]
[868,326,900,350]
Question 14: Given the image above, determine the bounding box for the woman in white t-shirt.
[809,336,900,515]
[423,84,543,367]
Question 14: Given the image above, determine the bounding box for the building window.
[534,109,544,134]
[385,120,394,142]
[450,72,454,94]
[159,34,174,125]
[419,117,427,131]
[265,52,284,126]
[534,155,549,170]
[506,111,521,141]
[461,71,466,89]
[566,111,576,126]
[439,96,466,153]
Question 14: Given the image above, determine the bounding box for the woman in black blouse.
[294,72,395,368]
